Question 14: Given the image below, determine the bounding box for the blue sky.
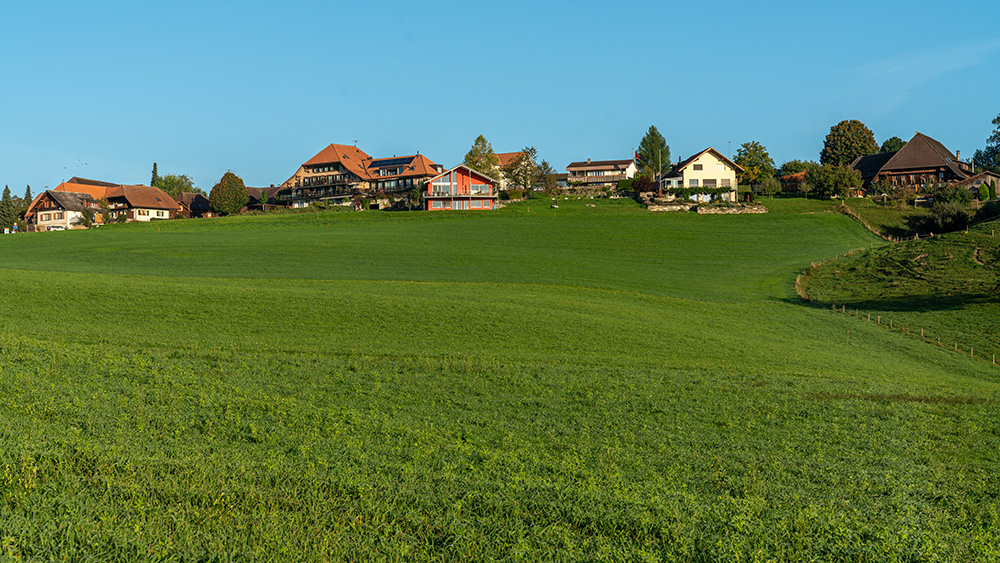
[1,0,998,192]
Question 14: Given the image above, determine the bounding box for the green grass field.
[1,198,997,561]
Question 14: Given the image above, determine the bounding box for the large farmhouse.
[850,133,975,189]
[279,144,443,208]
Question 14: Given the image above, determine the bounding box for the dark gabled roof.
[67,177,118,187]
[881,133,968,178]
[176,192,212,211]
[246,186,283,202]
[662,147,744,178]
[850,151,897,182]
[45,190,97,211]
[566,159,635,170]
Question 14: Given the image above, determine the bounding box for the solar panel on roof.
[370,156,414,168]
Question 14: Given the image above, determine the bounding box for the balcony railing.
[567,174,627,184]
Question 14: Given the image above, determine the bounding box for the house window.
[721,179,731,187]
[703,179,717,188]
[689,179,699,187]
[432,200,442,209]
[716,164,725,171]
[55,212,64,220]
[693,164,703,171]
[471,200,482,208]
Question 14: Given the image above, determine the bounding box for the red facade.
[424,165,497,211]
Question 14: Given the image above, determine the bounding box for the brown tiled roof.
[304,144,373,180]
[246,186,283,203]
[368,154,441,180]
[780,171,808,183]
[53,180,112,200]
[106,185,179,210]
[26,190,97,217]
[566,159,634,170]
[496,152,524,167]
[881,133,968,179]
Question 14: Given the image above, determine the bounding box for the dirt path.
[973,247,985,265]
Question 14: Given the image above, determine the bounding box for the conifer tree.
[0,185,16,229]
[151,162,160,187]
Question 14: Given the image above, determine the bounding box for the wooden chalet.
[850,132,975,190]
[26,190,101,231]
[176,192,214,218]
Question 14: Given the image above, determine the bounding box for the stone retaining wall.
[695,205,768,214]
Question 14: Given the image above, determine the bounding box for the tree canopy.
[805,165,862,199]
[501,147,538,191]
[535,159,558,194]
[779,160,819,177]
[820,120,878,166]
[209,171,249,215]
[463,135,501,180]
[973,114,1000,173]
[157,174,199,198]
[635,126,670,176]
[879,136,906,153]
[734,141,775,186]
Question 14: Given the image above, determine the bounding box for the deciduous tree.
[805,164,862,199]
[973,114,1000,173]
[779,160,819,177]
[463,135,501,180]
[635,126,670,176]
[535,159,558,194]
[880,136,906,153]
[156,174,199,198]
[501,146,538,191]
[820,120,878,166]
[735,141,775,187]
[209,171,249,215]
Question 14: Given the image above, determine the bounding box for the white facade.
[659,148,740,202]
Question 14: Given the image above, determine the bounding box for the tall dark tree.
[734,141,775,186]
[151,162,160,187]
[820,120,878,166]
[636,126,670,176]
[209,171,249,215]
[973,114,1000,173]
[463,135,501,180]
[535,159,558,193]
[879,136,906,153]
[0,186,16,229]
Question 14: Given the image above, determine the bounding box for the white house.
[658,148,743,202]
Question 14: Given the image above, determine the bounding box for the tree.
[990,180,997,200]
[156,174,198,198]
[0,186,16,229]
[535,159,558,194]
[805,164,862,199]
[979,183,990,202]
[632,175,655,195]
[635,126,670,176]
[151,162,160,187]
[501,146,538,191]
[798,180,813,199]
[463,135,501,180]
[760,176,781,199]
[973,114,1000,173]
[209,171,249,215]
[735,141,775,187]
[820,120,878,166]
[880,136,906,153]
[18,185,32,217]
[779,160,819,177]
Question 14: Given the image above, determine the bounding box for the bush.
[504,188,524,200]
[980,183,991,202]
[927,202,970,232]
[933,185,972,205]
[974,201,1000,223]
[209,171,249,215]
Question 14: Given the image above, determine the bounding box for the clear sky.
[1,0,998,192]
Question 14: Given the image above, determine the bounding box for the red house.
[424,165,498,210]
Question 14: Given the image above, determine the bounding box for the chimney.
[956,150,961,161]
[586,158,591,164]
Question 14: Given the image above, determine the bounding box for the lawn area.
[0,198,997,561]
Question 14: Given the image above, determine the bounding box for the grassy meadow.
[0,197,998,561]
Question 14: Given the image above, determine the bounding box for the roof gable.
[881,133,967,179]
[107,185,179,210]
[304,144,373,180]
[668,147,743,175]
[428,164,499,185]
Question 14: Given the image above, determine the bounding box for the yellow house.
[658,147,743,202]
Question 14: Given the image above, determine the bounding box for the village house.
[175,192,214,218]
[423,165,498,211]
[565,158,637,188]
[850,132,975,190]
[279,144,443,208]
[28,190,101,231]
[24,177,179,228]
[658,148,743,202]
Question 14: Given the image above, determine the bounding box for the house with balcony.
[658,148,742,202]
[850,132,975,190]
[423,165,497,211]
[27,190,101,230]
[565,158,637,188]
[26,180,179,227]
[279,143,443,207]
